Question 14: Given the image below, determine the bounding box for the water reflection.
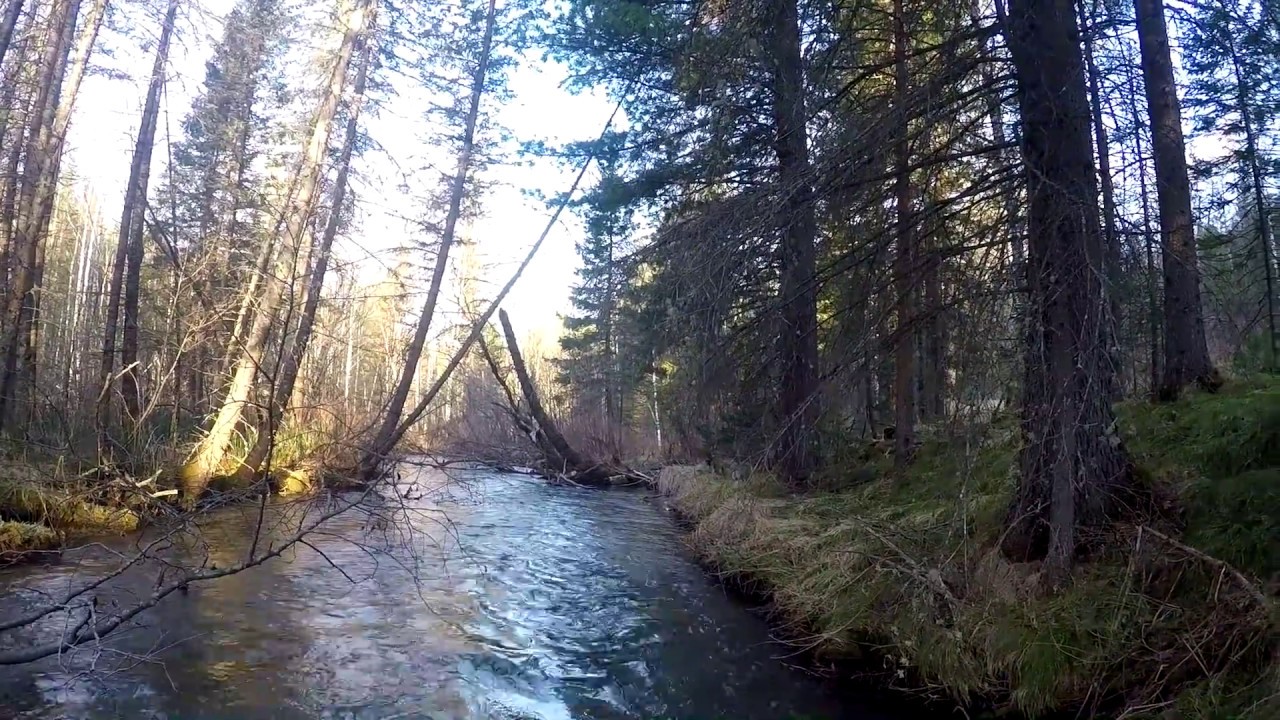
[0,468,894,719]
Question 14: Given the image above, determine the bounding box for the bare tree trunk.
[1121,41,1161,397]
[892,0,915,464]
[1001,0,1132,586]
[358,0,497,475]
[1134,0,1219,399]
[120,0,179,423]
[920,223,945,421]
[241,35,373,475]
[768,0,819,486]
[0,0,81,432]
[181,0,372,498]
[0,0,25,71]
[1079,0,1123,397]
[98,0,173,451]
[0,89,29,300]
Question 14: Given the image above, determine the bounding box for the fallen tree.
[488,309,645,486]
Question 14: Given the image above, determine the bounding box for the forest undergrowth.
[658,375,1280,718]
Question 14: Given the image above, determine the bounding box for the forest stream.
[0,467,897,719]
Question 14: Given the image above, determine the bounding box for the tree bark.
[0,66,32,302]
[920,218,945,421]
[1001,0,1132,586]
[892,0,916,464]
[358,0,498,476]
[767,0,820,486]
[1134,0,1219,399]
[0,0,25,72]
[181,0,372,498]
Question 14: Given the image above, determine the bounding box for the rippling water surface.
[0,468,895,719]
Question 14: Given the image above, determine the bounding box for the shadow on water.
[0,467,904,719]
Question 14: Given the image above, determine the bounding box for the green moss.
[659,375,1280,717]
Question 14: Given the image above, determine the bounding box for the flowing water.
[0,469,896,719]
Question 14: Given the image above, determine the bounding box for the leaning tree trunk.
[240,35,373,476]
[498,309,596,477]
[120,0,177,424]
[1001,0,1132,587]
[181,0,372,499]
[98,0,173,451]
[478,332,566,469]
[357,0,497,478]
[1134,0,1219,400]
[767,0,820,487]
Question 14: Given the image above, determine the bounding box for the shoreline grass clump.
[0,521,61,564]
[0,468,140,535]
[658,376,1279,718]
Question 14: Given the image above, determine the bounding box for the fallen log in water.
[486,310,646,486]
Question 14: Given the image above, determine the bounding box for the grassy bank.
[659,377,1279,718]
[0,463,146,565]
[0,426,367,564]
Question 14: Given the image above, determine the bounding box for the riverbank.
[0,441,355,565]
[0,463,144,564]
[658,376,1279,718]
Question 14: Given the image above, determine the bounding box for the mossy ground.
[659,376,1280,718]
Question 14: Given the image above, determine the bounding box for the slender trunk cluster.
[182,0,375,497]
[0,0,82,431]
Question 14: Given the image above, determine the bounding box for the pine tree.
[1001,0,1132,584]
[558,161,628,443]
[1181,0,1279,367]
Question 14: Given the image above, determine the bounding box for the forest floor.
[659,376,1279,719]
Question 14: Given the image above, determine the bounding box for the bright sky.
[64,0,615,340]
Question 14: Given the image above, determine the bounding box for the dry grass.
[0,466,139,534]
[0,521,61,564]
[658,376,1280,718]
